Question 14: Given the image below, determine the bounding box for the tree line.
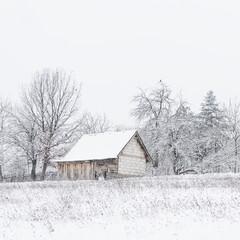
[132,81,240,175]
[1,69,239,181]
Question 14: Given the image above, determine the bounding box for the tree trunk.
[41,161,48,180]
[31,159,37,181]
[153,150,159,168]
[173,148,180,174]
[234,139,238,173]
[0,165,3,181]
[41,148,50,180]
[41,146,50,180]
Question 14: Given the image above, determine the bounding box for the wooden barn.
[56,130,152,180]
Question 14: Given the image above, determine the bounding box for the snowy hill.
[1,174,240,240]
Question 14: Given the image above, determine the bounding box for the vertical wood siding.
[58,159,118,180]
[58,161,94,180]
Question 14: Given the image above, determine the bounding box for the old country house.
[56,130,152,180]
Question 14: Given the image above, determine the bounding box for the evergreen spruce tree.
[197,90,228,172]
[200,90,222,128]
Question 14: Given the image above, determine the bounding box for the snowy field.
[1,174,240,240]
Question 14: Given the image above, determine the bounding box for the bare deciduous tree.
[132,83,201,174]
[21,69,81,180]
[11,107,39,180]
[131,81,174,168]
[131,81,173,125]
[79,112,111,135]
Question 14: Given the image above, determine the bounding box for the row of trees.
[131,82,240,174]
[0,69,111,181]
[1,71,239,180]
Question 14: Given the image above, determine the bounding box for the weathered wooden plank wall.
[58,159,118,180]
[58,161,94,180]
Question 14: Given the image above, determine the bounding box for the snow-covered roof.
[57,130,137,162]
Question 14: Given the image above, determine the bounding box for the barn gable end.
[118,134,146,177]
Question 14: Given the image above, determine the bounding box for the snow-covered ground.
[1,173,240,240]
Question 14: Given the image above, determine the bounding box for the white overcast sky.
[0,0,240,127]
